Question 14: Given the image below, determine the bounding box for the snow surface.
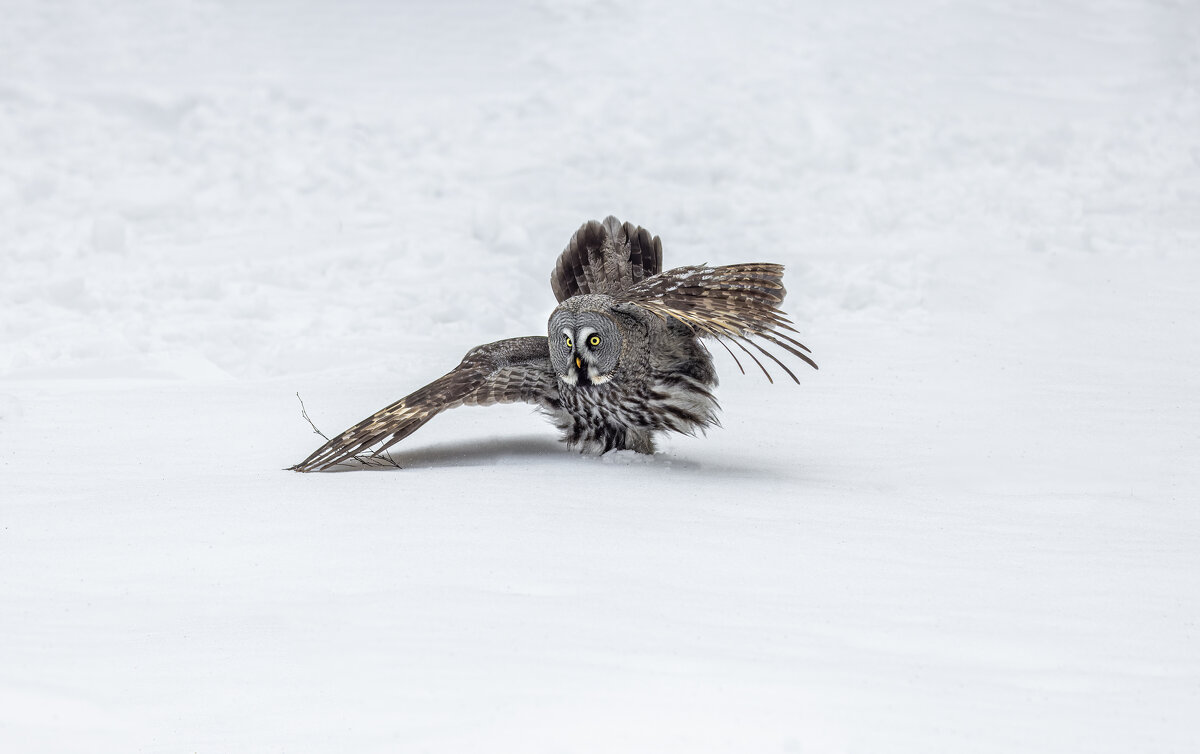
[2,0,1199,751]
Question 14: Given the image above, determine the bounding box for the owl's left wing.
[290,336,558,472]
[617,263,818,383]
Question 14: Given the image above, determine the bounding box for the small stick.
[294,393,402,470]
[297,392,331,440]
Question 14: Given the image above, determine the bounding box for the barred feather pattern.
[551,216,663,303]
[291,218,816,471]
[618,263,819,383]
[290,337,559,472]
[552,376,719,455]
[552,315,721,455]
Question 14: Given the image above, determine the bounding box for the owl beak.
[575,356,582,369]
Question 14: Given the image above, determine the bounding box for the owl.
[291,217,817,471]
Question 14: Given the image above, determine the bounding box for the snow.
[2,0,1199,750]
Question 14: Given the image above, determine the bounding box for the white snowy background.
[2,0,1198,751]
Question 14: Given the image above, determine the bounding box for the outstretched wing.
[551,216,663,302]
[617,264,818,383]
[291,336,559,472]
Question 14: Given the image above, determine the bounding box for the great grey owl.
[291,217,817,471]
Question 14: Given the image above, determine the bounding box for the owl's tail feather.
[551,217,664,302]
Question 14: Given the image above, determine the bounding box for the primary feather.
[290,337,558,472]
[618,263,817,383]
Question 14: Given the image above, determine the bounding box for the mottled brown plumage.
[618,263,818,383]
[551,217,662,301]
[290,337,558,472]
[291,216,816,472]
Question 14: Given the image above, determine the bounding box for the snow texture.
[2,0,1199,751]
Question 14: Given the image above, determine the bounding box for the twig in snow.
[294,392,402,470]
[296,392,330,440]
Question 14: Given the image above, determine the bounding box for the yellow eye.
[588,335,601,347]
[565,336,573,348]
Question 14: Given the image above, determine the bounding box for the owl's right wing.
[290,336,559,472]
[617,263,818,383]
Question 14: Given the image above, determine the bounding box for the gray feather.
[290,337,559,472]
[292,216,815,471]
[550,216,663,302]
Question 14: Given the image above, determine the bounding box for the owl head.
[547,297,624,387]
